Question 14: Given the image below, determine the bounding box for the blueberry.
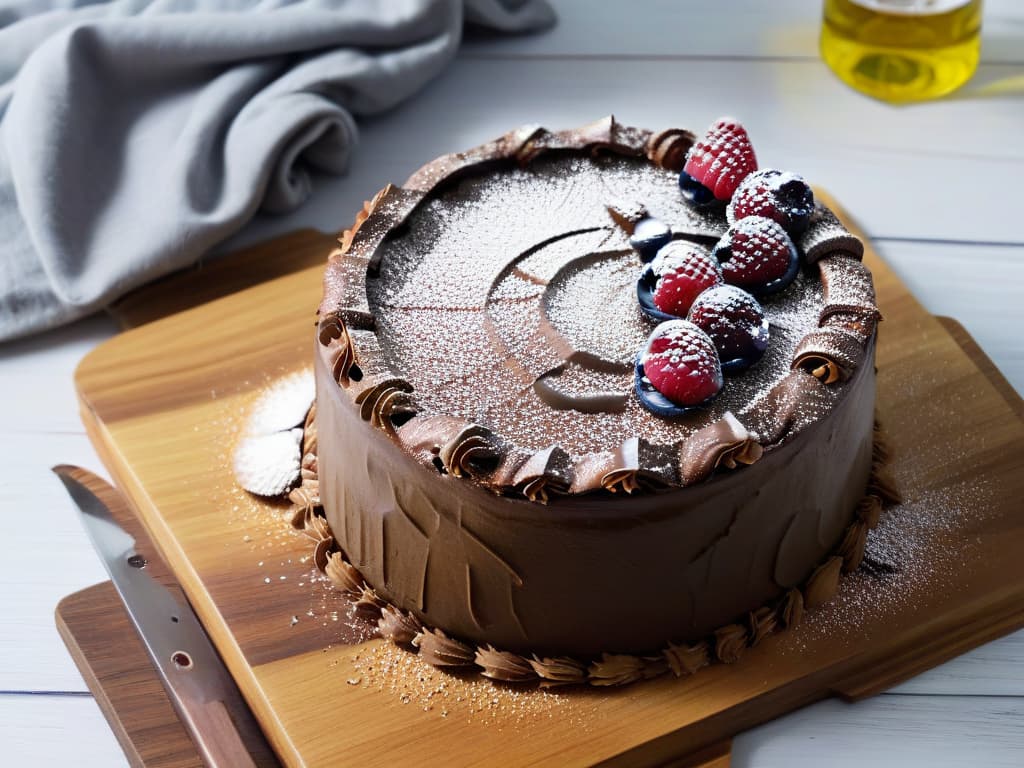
[636,264,677,322]
[634,359,706,417]
[629,217,672,262]
[678,170,719,208]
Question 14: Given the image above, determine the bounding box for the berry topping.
[680,118,758,207]
[628,217,672,262]
[635,320,723,413]
[712,216,800,296]
[727,169,815,235]
[687,285,770,373]
[636,241,721,321]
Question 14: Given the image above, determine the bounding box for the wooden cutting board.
[69,193,1024,767]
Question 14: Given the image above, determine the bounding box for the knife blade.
[54,465,275,768]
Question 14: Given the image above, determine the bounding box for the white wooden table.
[2,2,1022,765]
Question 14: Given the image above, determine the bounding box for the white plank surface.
[732,695,1024,767]
[0,694,128,767]
[462,0,1024,64]
[2,0,1023,764]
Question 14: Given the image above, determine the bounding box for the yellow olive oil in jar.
[821,0,982,102]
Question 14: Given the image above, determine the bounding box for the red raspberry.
[687,285,769,373]
[651,241,723,318]
[640,320,723,407]
[681,117,758,203]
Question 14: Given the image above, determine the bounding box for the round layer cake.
[315,117,881,661]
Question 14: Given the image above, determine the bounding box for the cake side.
[315,335,876,656]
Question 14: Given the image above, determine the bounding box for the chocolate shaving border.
[291,408,898,687]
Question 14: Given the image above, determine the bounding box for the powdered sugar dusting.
[348,641,606,727]
[779,476,995,651]
[368,153,826,455]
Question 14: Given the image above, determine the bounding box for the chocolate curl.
[377,605,423,646]
[528,655,588,688]
[819,255,881,340]
[679,411,763,485]
[439,424,500,479]
[804,556,843,609]
[352,377,415,437]
[799,204,864,264]
[598,437,678,494]
[663,641,710,677]
[779,588,805,629]
[646,127,696,172]
[605,199,649,234]
[413,629,477,668]
[511,445,573,504]
[475,646,538,683]
[792,328,866,384]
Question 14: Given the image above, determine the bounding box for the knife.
[54,465,276,768]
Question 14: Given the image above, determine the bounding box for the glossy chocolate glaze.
[315,118,879,656]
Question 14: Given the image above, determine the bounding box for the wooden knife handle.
[193,699,260,768]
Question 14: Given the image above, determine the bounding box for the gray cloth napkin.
[0,0,554,341]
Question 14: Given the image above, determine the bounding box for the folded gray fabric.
[0,0,554,341]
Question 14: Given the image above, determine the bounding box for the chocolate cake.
[308,117,892,684]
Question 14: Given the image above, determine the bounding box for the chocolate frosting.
[313,119,882,658]
[319,118,879,500]
[288,388,897,681]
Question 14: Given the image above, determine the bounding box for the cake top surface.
[318,117,879,500]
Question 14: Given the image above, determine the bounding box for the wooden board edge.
[56,585,151,768]
[107,229,338,330]
[936,316,1023,419]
